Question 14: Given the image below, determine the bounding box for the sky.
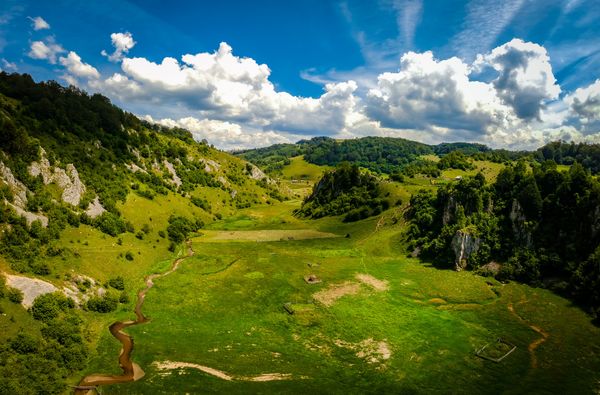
[1,0,600,150]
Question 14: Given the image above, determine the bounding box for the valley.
[77,183,600,394]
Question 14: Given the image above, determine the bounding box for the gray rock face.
[85,196,106,219]
[451,229,480,271]
[163,160,182,187]
[0,161,29,208]
[509,199,532,247]
[442,195,456,225]
[28,148,86,206]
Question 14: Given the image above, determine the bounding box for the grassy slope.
[84,189,600,394]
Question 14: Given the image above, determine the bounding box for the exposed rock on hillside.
[126,162,148,174]
[9,203,48,227]
[451,229,480,271]
[29,149,86,206]
[5,274,58,308]
[163,160,182,187]
[509,199,532,247]
[0,160,29,208]
[85,196,106,219]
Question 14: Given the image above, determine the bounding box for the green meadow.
[81,197,600,394]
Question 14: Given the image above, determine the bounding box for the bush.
[9,333,38,354]
[93,212,128,236]
[7,288,23,304]
[125,251,134,261]
[167,215,203,243]
[86,294,118,313]
[107,276,125,290]
[31,292,74,321]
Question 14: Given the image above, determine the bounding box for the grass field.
[80,199,600,394]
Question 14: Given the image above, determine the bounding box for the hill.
[295,162,393,222]
[236,136,493,175]
[0,72,288,392]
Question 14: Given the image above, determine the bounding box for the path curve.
[74,240,195,394]
[507,301,549,369]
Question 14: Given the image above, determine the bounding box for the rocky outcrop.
[509,199,532,247]
[85,196,106,219]
[28,149,86,206]
[163,160,182,187]
[442,195,456,225]
[5,274,58,308]
[125,162,148,174]
[8,203,48,227]
[248,164,275,184]
[200,158,220,173]
[451,229,480,271]
[0,161,29,208]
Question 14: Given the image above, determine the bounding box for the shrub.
[125,251,134,261]
[7,288,23,304]
[31,292,74,321]
[93,212,127,236]
[86,294,118,313]
[107,276,125,290]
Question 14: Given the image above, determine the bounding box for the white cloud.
[101,32,136,62]
[95,42,362,137]
[59,51,100,80]
[48,36,598,150]
[28,38,64,64]
[28,16,50,30]
[475,38,560,120]
[565,78,600,122]
[365,50,518,140]
[1,58,17,71]
[143,115,295,150]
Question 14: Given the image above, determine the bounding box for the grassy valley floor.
[80,200,600,394]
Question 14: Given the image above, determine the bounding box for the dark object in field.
[283,303,295,315]
[345,233,351,238]
[475,338,516,363]
[304,274,322,284]
[307,262,320,268]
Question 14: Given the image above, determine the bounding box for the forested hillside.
[236,136,490,175]
[295,162,391,222]
[407,160,600,320]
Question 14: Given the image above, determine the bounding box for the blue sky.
[1,0,599,149]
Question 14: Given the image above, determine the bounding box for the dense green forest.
[236,136,491,175]
[238,135,600,178]
[295,162,392,222]
[407,161,600,320]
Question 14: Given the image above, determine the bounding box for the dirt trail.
[74,240,195,394]
[152,361,297,382]
[507,301,549,369]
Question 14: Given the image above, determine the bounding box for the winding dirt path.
[74,240,195,394]
[507,301,549,369]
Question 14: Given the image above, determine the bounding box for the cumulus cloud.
[59,51,100,80]
[95,42,363,137]
[143,115,295,150]
[365,50,518,140]
[475,38,560,120]
[60,37,598,150]
[565,79,600,122]
[562,78,600,135]
[28,16,50,30]
[28,38,64,64]
[101,32,136,62]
